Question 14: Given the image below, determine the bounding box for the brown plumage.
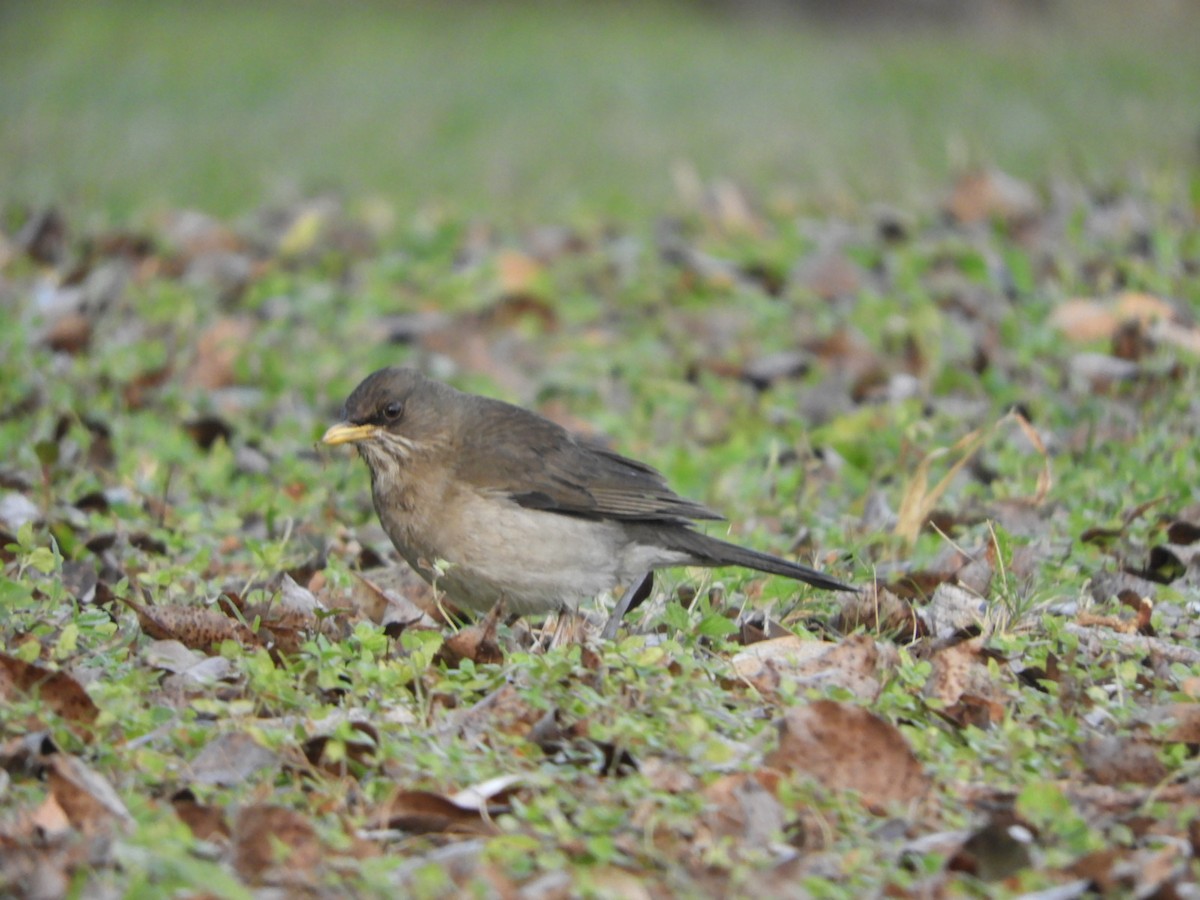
[323,367,849,617]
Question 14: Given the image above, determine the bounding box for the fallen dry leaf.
[438,683,544,745]
[373,788,500,836]
[435,601,505,667]
[348,569,441,629]
[922,583,988,639]
[794,249,867,301]
[124,597,258,652]
[231,804,324,886]
[1132,703,1200,744]
[494,249,543,295]
[945,168,1039,225]
[1080,734,1168,787]
[1075,601,1153,636]
[764,699,929,811]
[46,753,133,834]
[832,585,922,640]
[1051,298,1120,342]
[700,771,786,845]
[1064,622,1200,666]
[302,722,379,777]
[188,732,280,786]
[732,633,887,702]
[924,637,1010,728]
[30,792,73,839]
[0,654,99,734]
[172,789,231,843]
[41,311,92,354]
[1052,291,1181,345]
[185,317,255,390]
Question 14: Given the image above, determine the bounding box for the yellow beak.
[321,422,380,446]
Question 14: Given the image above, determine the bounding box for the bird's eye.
[381,401,404,421]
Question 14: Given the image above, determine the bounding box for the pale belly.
[375,487,687,615]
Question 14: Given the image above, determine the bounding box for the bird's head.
[321,368,454,469]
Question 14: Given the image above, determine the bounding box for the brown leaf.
[302,722,379,777]
[764,700,929,810]
[923,583,987,639]
[435,601,505,668]
[641,758,699,794]
[185,317,254,390]
[231,804,324,886]
[183,415,233,450]
[0,654,99,733]
[1080,735,1168,787]
[374,789,499,836]
[46,753,133,834]
[121,364,173,409]
[494,250,543,296]
[42,312,92,355]
[701,771,786,845]
[159,208,242,257]
[945,169,1039,225]
[1166,520,1200,545]
[188,732,279,786]
[924,637,1010,728]
[16,207,68,264]
[348,570,440,630]
[832,585,922,640]
[732,634,887,702]
[794,250,866,301]
[439,683,543,744]
[1075,610,1144,636]
[241,577,340,658]
[1050,298,1120,342]
[1133,703,1200,744]
[172,789,231,842]
[479,292,559,333]
[30,792,72,838]
[1061,844,1188,897]
[1115,291,1177,325]
[124,598,258,652]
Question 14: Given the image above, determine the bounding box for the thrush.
[322,368,849,629]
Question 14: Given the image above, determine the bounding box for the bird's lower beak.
[321,422,380,446]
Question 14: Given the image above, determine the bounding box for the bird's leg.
[601,571,654,640]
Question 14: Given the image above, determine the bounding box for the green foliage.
[1,12,1199,886]
[3,2,1199,221]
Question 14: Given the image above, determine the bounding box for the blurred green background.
[3,0,1197,223]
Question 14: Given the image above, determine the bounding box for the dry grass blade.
[1011,411,1052,505]
[894,426,988,546]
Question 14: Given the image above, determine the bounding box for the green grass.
[3,167,1200,892]
[3,0,1198,222]
[3,2,1200,895]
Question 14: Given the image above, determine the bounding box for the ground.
[2,2,1200,897]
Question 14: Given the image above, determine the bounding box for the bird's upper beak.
[321,422,380,446]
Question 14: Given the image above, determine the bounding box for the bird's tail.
[666,528,852,592]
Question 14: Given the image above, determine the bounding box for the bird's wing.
[455,399,722,525]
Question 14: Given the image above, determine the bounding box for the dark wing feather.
[454,397,722,525]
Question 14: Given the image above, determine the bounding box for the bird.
[322,368,849,632]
